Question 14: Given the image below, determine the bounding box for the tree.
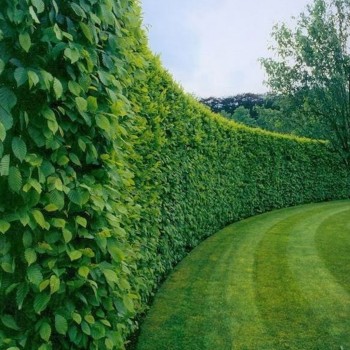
[261,0,350,163]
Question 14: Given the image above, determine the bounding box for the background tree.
[261,0,350,163]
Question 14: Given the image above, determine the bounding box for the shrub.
[0,1,348,349]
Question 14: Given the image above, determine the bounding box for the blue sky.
[140,0,311,97]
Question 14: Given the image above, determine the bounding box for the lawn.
[135,200,350,350]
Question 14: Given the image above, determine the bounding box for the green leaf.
[27,265,43,286]
[32,209,47,229]
[68,250,82,261]
[12,137,27,162]
[39,322,51,342]
[34,292,51,314]
[0,87,17,112]
[14,67,28,87]
[102,269,118,284]
[64,47,80,64]
[96,115,111,132]
[76,216,87,228]
[32,0,45,13]
[55,314,68,335]
[44,204,58,212]
[28,70,39,88]
[75,97,87,113]
[29,5,40,23]
[0,121,6,141]
[0,220,10,234]
[8,166,22,193]
[53,78,63,99]
[72,312,82,324]
[78,266,89,278]
[0,59,5,75]
[49,275,60,294]
[24,248,37,266]
[68,81,81,96]
[16,283,29,310]
[70,3,86,18]
[39,279,50,292]
[19,32,31,52]
[80,22,94,43]
[0,154,10,176]
[1,314,20,330]
[63,229,72,243]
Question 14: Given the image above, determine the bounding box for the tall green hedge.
[0,0,348,349]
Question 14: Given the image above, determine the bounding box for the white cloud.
[141,0,311,97]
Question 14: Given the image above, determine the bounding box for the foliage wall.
[0,0,348,349]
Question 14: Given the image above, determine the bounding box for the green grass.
[135,200,350,350]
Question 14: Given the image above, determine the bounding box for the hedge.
[0,0,348,349]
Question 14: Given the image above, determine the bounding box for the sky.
[140,0,311,98]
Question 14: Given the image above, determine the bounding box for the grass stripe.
[136,200,350,350]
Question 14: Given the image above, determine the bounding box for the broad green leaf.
[0,121,5,141]
[96,115,110,132]
[0,87,16,112]
[53,78,63,99]
[19,32,31,52]
[27,265,43,286]
[12,137,27,162]
[8,166,22,192]
[75,97,87,112]
[102,269,118,284]
[39,280,50,292]
[68,81,81,96]
[49,275,60,294]
[78,266,89,278]
[14,67,28,87]
[70,3,86,18]
[34,292,51,314]
[64,47,80,63]
[55,314,68,335]
[1,314,20,330]
[0,154,10,176]
[68,250,82,261]
[84,315,95,324]
[80,22,94,43]
[39,322,51,342]
[0,59,4,75]
[28,70,39,88]
[24,248,37,266]
[32,209,47,229]
[16,283,29,310]
[31,0,45,13]
[72,312,82,324]
[29,5,40,23]
[76,216,87,228]
[63,229,72,243]
[0,220,10,234]
[44,204,58,212]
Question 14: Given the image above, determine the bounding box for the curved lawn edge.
[135,200,350,350]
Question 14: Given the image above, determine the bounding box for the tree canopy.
[261,0,350,163]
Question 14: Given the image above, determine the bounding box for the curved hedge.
[0,1,348,349]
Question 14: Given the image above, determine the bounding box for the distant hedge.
[0,1,348,349]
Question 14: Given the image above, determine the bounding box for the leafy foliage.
[261,0,350,163]
[0,0,349,349]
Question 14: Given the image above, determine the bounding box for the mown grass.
[135,200,350,350]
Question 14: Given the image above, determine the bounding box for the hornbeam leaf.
[53,78,63,99]
[39,322,51,342]
[31,0,45,13]
[19,32,31,52]
[12,137,27,162]
[55,314,68,335]
[8,166,22,193]
[0,220,10,234]
[14,67,28,87]
[0,154,10,176]
[0,121,5,141]
[1,314,20,330]
[33,292,51,314]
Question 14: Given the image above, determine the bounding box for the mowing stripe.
[136,201,350,350]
